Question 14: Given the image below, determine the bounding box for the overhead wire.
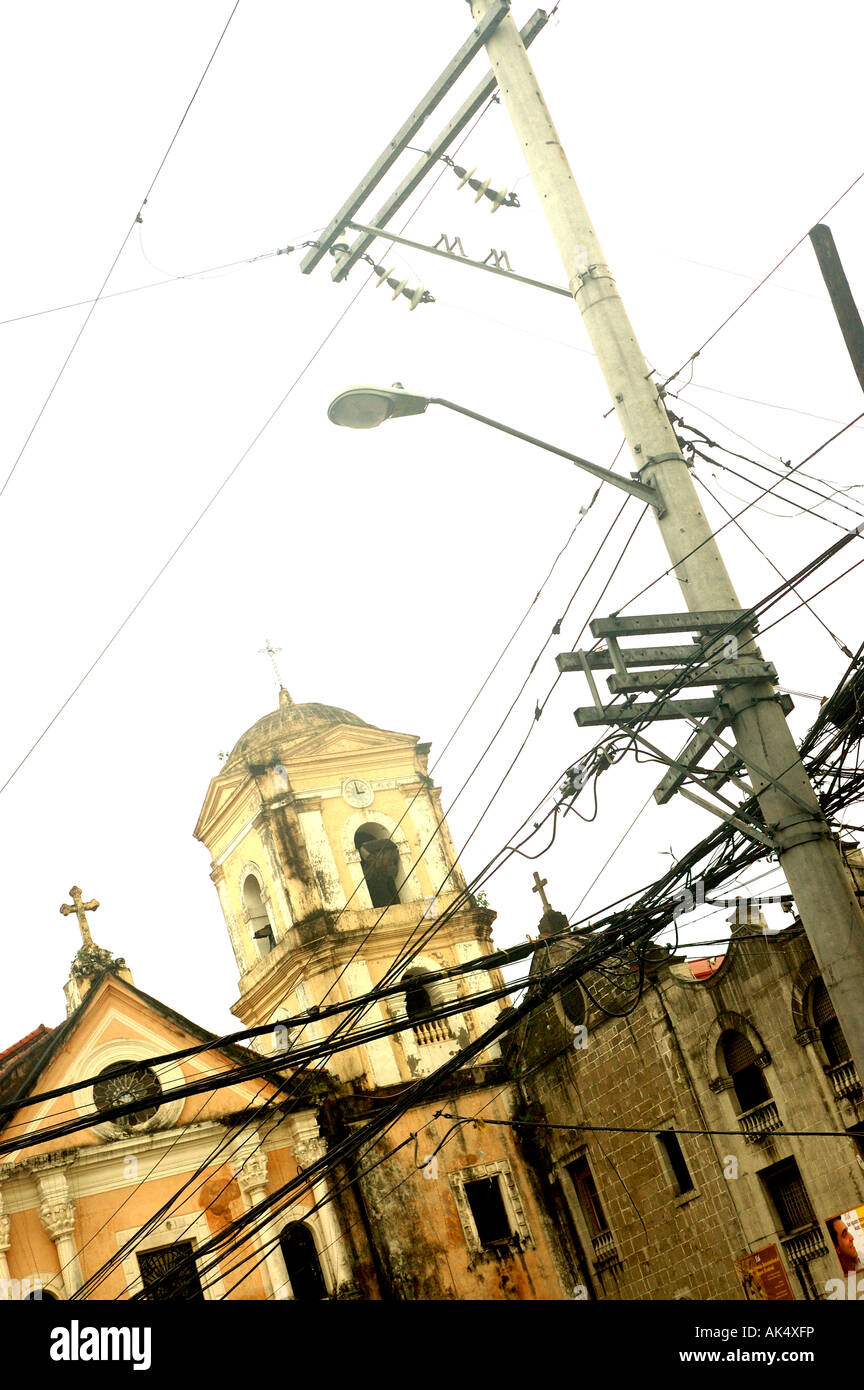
[663,164,864,388]
[69,739,655,1289]
[673,402,864,519]
[437,1112,859,1141]
[62,86,602,1295]
[28,65,864,1301]
[118,883,686,1298]
[598,407,864,637]
[0,246,298,329]
[0,0,242,503]
[81,689,864,1295]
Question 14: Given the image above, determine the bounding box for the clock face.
[342,777,373,808]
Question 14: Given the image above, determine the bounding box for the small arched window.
[560,982,585,1028]
[279,1222,327,1300]
[354,825,401,908]
[243,875,275,957]
[721,1030,771,1113]
[812,979,851,1067]
[403,968,433,1021]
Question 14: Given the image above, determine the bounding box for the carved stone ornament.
[295,1136,326,1169]
[39,1199,77,1242]
[235,1153,269,1197]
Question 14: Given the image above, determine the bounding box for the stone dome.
[226,688,371,768]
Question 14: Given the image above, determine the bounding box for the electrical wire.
[0,0,242,502]
[673,407,864,529]
[55,92,602,1289]
[438,1112,858,1141]
[694,470,853,655]
[663,164,864,388]
[0,263,392,802]
[84,695,864,1301]
[47,469,864,1289]
[0,246,297,329]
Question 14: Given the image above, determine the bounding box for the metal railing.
[781,1226,829,1266]
[739,1099,783,1142]
[827,1059,863,1102]
[591,1229,620,1268]
[413,1018,454,1047]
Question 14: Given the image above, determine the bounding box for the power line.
[663,164,864,388]
[682,378,864,432]
[0,246,296,329]
[0,264,381,801]
[437,1112,857,1141]
[59,436,864,1289]
[72,693,864,1297]
[694,470,853,655]
[0,0,242,502]
[673,405,864,523]
[605,406,864,630]
[77,93,541,1297]
[110,890,685,1299]
[563,538,864,921]
[66,745,673,1295]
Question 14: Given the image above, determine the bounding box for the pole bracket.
[643,452,689,468]
[771,814,835,853]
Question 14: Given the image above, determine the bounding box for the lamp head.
[327,384,431,429]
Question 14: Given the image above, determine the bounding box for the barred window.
[721,1030,771,1113]
[567,1156,609,1238]
[138,1243,203,1301]
[760,1158,815,1235]
[812,979,851,1067]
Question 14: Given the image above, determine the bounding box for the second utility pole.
[470,0,864,1072]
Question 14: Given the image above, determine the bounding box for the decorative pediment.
[194,769,258,843]
[278,722,419,766]
[0,974,285,1158]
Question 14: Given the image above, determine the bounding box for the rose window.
[93,1060,162,1130]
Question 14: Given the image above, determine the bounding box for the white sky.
[2,1,864,1045]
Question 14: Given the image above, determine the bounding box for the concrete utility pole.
[809,224,864,398]
[470,0,864,1070]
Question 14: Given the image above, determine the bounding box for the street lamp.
[326,384,663,511]
[327,385,431,429]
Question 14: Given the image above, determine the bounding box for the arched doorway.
[279,1222,327,1300]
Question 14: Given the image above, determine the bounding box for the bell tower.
[194,688,507,1088]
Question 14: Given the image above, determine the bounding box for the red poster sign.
[734,1245,796,1301]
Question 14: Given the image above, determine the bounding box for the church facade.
[2,682,862,1302]
[0,689,572,1301]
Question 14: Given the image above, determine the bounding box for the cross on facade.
[60,885,100,948]
[532,872,552,913]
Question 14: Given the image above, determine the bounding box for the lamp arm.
[428,397,664,511]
